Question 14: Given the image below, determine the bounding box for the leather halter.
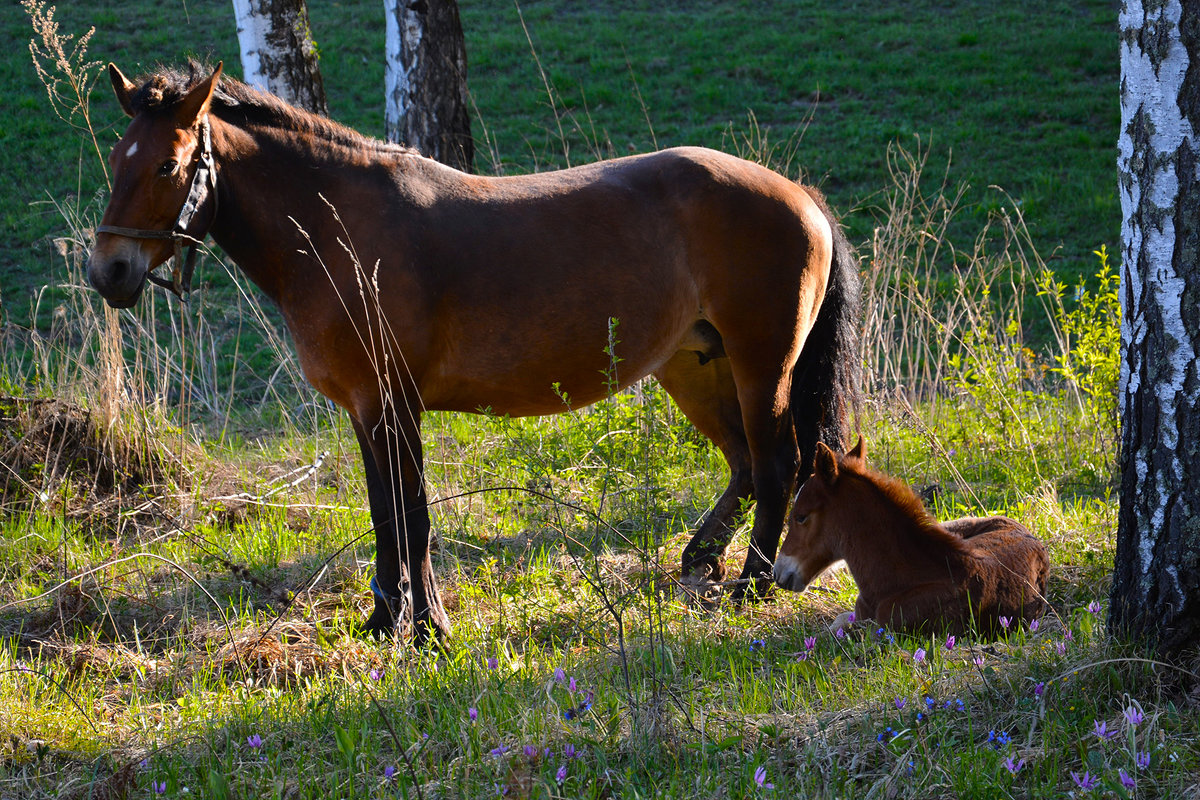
[95,118,217,300]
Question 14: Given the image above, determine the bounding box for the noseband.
[95,118,217,300]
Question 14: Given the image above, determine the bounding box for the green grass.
[2,0,1117,329]
[4,2,1191,799]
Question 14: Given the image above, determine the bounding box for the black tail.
[791,187,862,478]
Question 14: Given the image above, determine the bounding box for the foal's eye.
[794,513,809,525]
[158,160,179,177]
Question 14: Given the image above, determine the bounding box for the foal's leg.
[353,413,451,645]
[655,350,754,586]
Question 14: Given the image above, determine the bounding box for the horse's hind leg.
[725,346,802,600]
[655,350,754,587]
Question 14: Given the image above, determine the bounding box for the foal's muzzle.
[772,553,808,593]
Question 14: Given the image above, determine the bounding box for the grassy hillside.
[3,0,1117,323]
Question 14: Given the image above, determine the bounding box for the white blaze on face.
[125,141,139,159]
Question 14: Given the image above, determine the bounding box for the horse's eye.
[158,160,179,177]
[794,513,809,525]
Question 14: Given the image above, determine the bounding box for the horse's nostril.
[109,259,130,284]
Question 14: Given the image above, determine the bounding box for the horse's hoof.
[730,576,775,604]
[680,550,727,585]
[362,607,399,640]
[676,572,722,609]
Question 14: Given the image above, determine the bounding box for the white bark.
[1118,0,1196,583]
[230,0,326,114]
[383,0,422,136]
[1112,0,1200,654]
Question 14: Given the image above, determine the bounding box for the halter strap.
[96,118,217,300]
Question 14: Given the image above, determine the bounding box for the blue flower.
[750,638,766,652]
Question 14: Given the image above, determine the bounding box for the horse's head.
[87,63,222,307]
[773,435,866,592]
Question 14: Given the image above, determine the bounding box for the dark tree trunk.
[1111,0,1200,658]
[384,0,474,172]
[231,0,327,115]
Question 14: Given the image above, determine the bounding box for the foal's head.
[87,63,222,307]
[772,436,871,592]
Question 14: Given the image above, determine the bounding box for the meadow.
[4,1,1198,798]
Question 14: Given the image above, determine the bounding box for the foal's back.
[946,515,1049,632]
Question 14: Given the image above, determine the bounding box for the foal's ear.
[109,63,137,117]
[815,442,839,485]
[847,435,866,462]
[176,62,223,128]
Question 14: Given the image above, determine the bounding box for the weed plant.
[2,5,1196,800]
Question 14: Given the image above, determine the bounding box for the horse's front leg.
[353,414,451,645]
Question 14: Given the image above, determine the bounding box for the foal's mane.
[840,456,966,550]
[127,62,419,159]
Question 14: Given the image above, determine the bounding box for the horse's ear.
[847,435,866,462]
[176,62,223,128]
[109,63,137,117]
[815,442,839,485]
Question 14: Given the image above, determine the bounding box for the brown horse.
[86,62,861,643]
[773,437,1048,636]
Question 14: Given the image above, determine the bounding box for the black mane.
[129,61,418,158]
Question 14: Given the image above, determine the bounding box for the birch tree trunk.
[231,0,327,115]
[1111,0,1200,658]
[384,0,474,172]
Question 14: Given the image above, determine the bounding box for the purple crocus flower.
[369,667,383,682]
[487,657,499,670]
[1087,600,1102,615]
[894,697,907,710]
[490,744,509,757]
[753,765,775,789]
[944,634,955,651]
[999,616,1011,630]
[556,764,568,784]
[1003,756,1025,775]
[152,781,167,795]
[973,655,985,667]
[1055,640,1068,656]
[804,636,817,651]
[1033,682,1045,698]
[1123,705,1145,726]
[1119,769,1136,789]
[835,627,845,640]
[468,707,478,722]
[524,744,537,759]
[913,648,926,664]
[1093,719,1118,741]
[1136,751,1151,769]
[553,667,566,683]
[563,743,577,760]
[1028,618,1039,633]
[846,612,856,625]
[568,676,577,693]
[246,734,263,750]
[1071,770,1100,791]
[384,765,396,782]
